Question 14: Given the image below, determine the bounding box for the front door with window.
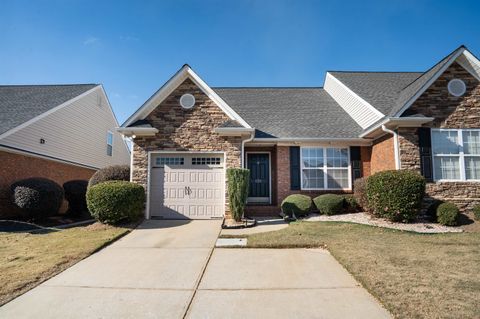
[247,153,270,203]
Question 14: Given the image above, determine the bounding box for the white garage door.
[149,153,225,219]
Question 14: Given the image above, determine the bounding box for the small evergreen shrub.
[63,180,89,217]
[86,181,145,224]
[281,194,312,218]
[343,194,359,213]
[473,204,480,221]
[366,170,426,223]
[353,177,370,212]
[436,202,459,226]
[11,178,64,220]
[313,194,345,215]
[88,165,130,187]
[226,168,250,221]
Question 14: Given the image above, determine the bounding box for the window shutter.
[418,127,433,182]
[350,146,362,181]
[289,146,301,190]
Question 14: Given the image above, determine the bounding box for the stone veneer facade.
[131,78,243,212]
[398,62,480,210]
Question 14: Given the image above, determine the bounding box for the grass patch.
[247,221,480,319]
[0,222,131,305]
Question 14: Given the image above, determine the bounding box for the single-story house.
[0,84,130,217]
[118,45,480,219]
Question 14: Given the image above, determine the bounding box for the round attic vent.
[448,79,466,97]
[180,93,195,109]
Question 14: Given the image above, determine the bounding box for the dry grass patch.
[0,223,131,305]
[247,221,480,319]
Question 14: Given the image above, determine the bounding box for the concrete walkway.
[1,219,390,318]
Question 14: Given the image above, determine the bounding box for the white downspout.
[381,125,400,170]
[241,131,255,168]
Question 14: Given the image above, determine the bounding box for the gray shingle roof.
[330,46,466,117]
[218,120,244,128]
[213,88,363,138]
[0,84,97,135]
[328,72,422,116]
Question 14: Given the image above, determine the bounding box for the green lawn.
[247,221,480,319]
[0,223,130,306]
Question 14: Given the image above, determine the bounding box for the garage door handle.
[185,186,192,195]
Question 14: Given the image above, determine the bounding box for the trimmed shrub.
[436,202,459,226]
[353,178,370,212]
[63,180,89,217]
[366,170,426,223]
[343,194,359,213]
[313,194,345,215]
[281,194,312,218]
[226,168,250,221]
[473,204,480,221]
[88,165,130,187]
[11,178,64,220]
[86,181,145,224]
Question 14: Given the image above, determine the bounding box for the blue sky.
[1,0,479,124]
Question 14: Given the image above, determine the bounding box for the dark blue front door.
[247,153,270,200]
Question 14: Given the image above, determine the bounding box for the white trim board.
[122,65,251,129]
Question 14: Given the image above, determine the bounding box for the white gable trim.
[393,47,466,117]
[122,65,251,128]
[0,86,100,141]
[324,72,384,129]
[456,50,480,81]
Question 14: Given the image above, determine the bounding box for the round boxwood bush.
[436,202,459,226]
[343,194,359,213]
[88,165,130,187]
[86,181,145,224]
[63,180,89,217]
[473,204,480,221]
[366,170,426,223]
[313,194,345,215]
[10,178,64,220]
[281,194,312,218]
[353,177,370,212]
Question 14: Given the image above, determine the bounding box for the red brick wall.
[370,134,396,174]
[360,146,372,177]
[0,151,96,218]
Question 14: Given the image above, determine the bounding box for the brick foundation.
[0,150,95,218]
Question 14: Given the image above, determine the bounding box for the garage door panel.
[150,154,224,219]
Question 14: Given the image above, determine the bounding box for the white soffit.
[324,72,384,129]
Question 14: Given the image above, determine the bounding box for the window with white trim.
[432,129,480,181]
[155,157,184,166]
[106,131,113,156]
[301,147,350,189]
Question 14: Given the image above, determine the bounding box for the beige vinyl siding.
[0,87,130,169]
[324,72,384,129]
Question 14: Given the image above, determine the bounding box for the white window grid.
[106,131,113,156]
[300,147,351,190]
[432,129,480,181]
[192,157,222,166]
[155,157,185,166]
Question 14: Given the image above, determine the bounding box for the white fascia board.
[359,117,434,138]
[252,137,372,146]
[122,65,251,129]
[325,72,385,118]
[456,50,480,81]
[393,47,465,117]
[116,127,159,137]
[0,85,100,141]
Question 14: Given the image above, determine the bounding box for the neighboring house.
[118,45,480,219]
[0,84,130,217]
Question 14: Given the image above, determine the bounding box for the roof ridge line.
[0,83,98,87]
[212,86,324,89]
[327,70,423,74]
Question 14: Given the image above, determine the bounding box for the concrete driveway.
[1,219,390,318]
